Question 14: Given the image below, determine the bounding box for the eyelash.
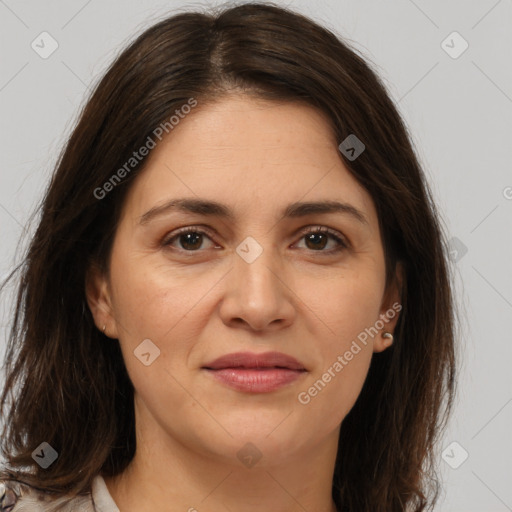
[161,225,349,255]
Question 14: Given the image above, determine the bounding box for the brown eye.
[177,232,204,251]
[296,227,348,253]
[304,232,329,250]
[162,225,348,255]
[162,228,217,251]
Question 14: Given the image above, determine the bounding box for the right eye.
[162,227,220,252]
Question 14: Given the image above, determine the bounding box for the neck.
[104,400,340,512]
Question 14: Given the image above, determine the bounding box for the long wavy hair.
[0,3,458,511]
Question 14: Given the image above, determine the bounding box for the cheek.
[297,328,374,436]
[108,245,222,388]
[304,265,384,345]
[109,242,205,340]
[293,268,383,428]
[107,257,203,409]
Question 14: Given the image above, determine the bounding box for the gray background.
[1,0,511,510]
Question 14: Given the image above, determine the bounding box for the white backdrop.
[1,1,511,510]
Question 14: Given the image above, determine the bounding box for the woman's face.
[87,94,400,467]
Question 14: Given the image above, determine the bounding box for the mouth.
[202,351,307,393]
[202,351,306,371]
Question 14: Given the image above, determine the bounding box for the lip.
[202,351,306,371]
[202,351,307,393]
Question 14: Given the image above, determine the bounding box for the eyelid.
[294,225,350,250]
[161,224,349,253]
[161,225,219,248]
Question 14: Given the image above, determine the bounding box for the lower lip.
[203,368,306,393]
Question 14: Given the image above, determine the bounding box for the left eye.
[295,226,348,252]
[162,226,348,253]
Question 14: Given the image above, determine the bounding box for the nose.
[218,237,296,332]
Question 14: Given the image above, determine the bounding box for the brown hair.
[0,3,457,510]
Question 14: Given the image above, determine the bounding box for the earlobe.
[374,262,404,353]
[373,331,395,353]
[85,262,118,338]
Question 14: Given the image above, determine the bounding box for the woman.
[0,3,457,511]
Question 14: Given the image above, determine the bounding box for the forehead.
[121,95,378,228]
[178,95,339,148]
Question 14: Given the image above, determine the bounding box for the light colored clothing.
[0,474,119,512]
[91,476,120,512]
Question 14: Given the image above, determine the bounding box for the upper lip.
[202,351,306,371]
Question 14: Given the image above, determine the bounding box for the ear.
[85,261,119,339]
[373,261,404,353]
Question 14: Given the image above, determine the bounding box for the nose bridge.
[233,233,280,296]
[219,231,295,331]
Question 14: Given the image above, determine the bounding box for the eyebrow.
[139,198,369,226]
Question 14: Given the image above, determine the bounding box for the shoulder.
[0,476,94,512]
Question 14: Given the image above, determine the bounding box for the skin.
[86,94,402,512]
